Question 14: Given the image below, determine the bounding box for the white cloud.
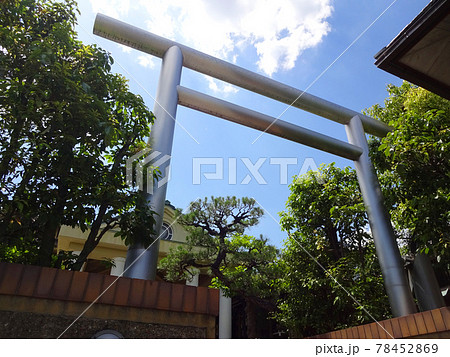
[137,54,156,69]
[118,44,132,53]
[89,0,333,90]
[205,76,239,96]
[88,0,130,19]
[137,0,333,77]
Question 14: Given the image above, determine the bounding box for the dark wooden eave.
[375,0,450,100]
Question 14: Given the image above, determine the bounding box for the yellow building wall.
[57,205,189,262]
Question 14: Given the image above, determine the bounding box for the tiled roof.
[0,262,219,316]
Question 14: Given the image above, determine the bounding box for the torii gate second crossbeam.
[93,14,417,318]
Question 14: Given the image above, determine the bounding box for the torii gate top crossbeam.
[93,14,391,138]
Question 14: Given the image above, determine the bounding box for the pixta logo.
[192,157,322,185]
[126,148,171,194]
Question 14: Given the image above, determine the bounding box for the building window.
[160,222,173,241]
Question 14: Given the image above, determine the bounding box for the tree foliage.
[366,82,450,260]
[160,196,281,309]
[0,0,157,269]
[275,84,449,336]
[276,164,390,337]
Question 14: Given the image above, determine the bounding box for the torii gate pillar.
[346,115,417,316]
[123,46,183,280]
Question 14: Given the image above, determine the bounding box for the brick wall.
[312,307,450,339]
[0,262,219,338]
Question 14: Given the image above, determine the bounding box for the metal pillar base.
[411,253,445,311]
[123,241,160,280]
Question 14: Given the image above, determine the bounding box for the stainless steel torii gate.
[93,14,417,317]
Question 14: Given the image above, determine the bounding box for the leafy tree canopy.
[0,0,157,269]
[276,164,390,337]
[276,84,449,336]
[366,82,450,260]
[160,196,281,309]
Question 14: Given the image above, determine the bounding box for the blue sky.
[74,0,430,248]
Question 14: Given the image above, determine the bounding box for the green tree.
[0,0,157,269]
[160,196,280,310]
[276,164,390,337]
[366,82,450,264]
